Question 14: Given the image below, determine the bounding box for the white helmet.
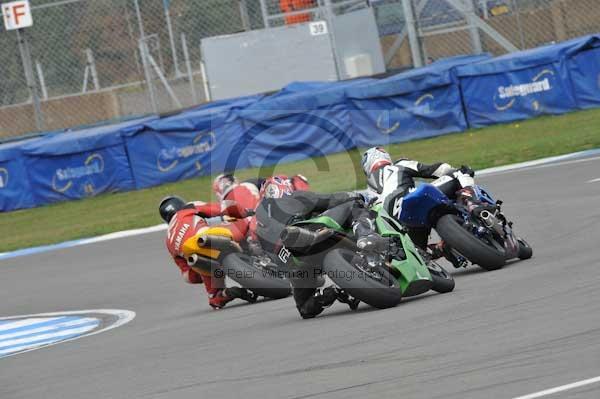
[361,147,392,175]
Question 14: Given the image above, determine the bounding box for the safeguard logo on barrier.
[157,131,216,173]
[493,69,554,112]
[376,93,435,135]
[51,153,104,195]
[0,167,7,189]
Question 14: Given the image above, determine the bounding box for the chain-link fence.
[381,0,600,68]
[1,0,600,138]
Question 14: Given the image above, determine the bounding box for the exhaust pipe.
[187,254,199,266]
[479,210,496,228]
[281,226,320,250]
[186,253,222,273]
[197,235,242,252]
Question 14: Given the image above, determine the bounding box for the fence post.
[164,1,182,77]
[85,49,100,91]
[35,61,48,100]
[16,29,44,131]
[139,40,159,113]
[464,0,483,54]
[401,0,423,67]
[239,0,251,31]
[181,33,198,104]
[259,0,270,28]
[513,0,526,49]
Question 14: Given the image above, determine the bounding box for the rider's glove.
[351,191,373,206]
[459,165,475,177]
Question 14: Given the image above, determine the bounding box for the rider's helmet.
[361,147,392,176]
[159,196,186,223]
[260,175,295,199]
[213,174,238,201]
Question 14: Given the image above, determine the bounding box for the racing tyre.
[436,214,505,271]
[322,248,402,309]
[427,261,455,293]
[221,253,291,299]
[517,238,533,260]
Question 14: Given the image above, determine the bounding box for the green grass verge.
[2,108,600,253]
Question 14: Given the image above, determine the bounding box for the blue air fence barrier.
[182,94,264,113]
[233,80,374,172]
[122,99,260,189]
[21,117,156,205]
[0,138,41,212]
[565,36,600,109]
[345,54,491,146]
[455,35,600,128]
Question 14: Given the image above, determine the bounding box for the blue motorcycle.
[395,172,532,271]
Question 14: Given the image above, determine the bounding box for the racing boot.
[297,286,339,319]
[224,286,259,304]
[208,289,235,310]
[334,287,360,311]
[429,241,468,268]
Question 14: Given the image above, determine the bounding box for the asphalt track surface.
[2,155,600,399]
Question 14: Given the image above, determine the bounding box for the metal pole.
[401,0,423,67]
[181,33,198,104]
[323,0,343,79]
[35,61,48,100]
[259,0,270,28]
[164,5,182,77]
[85,48,100,91]
[200,60,211,102]
[464,0,483,53]
[133,0,146,39]
[513,0,526,49]
[481,0,489,20]
[147,52,182,108]
[239,0,251,31]
[139,40,159,113]
[17,29,44,130]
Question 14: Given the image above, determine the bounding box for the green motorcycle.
[281,204,455,309]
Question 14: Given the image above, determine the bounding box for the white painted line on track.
[1,148,600,262]
[0,317,63,332]
[0,318,97,341]
[512,375,600,399]
[588,177,600,183]
[0,309,135,359]
[0,224,166,261]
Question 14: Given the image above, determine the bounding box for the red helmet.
[260,175,295,199]
[212,174,238,200]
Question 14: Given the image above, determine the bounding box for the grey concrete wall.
[201,22,338,100]
[331,8,386,79]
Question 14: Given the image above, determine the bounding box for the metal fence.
[1,0,599,138]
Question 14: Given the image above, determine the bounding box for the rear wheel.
[517,238,533,260]
[221,253,291,299]
[436,214,506,271]
[322,249,402,309]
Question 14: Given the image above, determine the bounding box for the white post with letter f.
[2,0,43,130]
[2,0,32,30]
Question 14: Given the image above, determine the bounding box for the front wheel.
[436,214,506,271]
[427,261,455,293]
[322,249,402,309]
[221,253,291,299]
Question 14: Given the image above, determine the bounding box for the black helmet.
[159,196,186,223]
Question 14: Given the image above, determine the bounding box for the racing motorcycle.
[396,171,533,271]
[179,226,291,299]
[280,203,455,309]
